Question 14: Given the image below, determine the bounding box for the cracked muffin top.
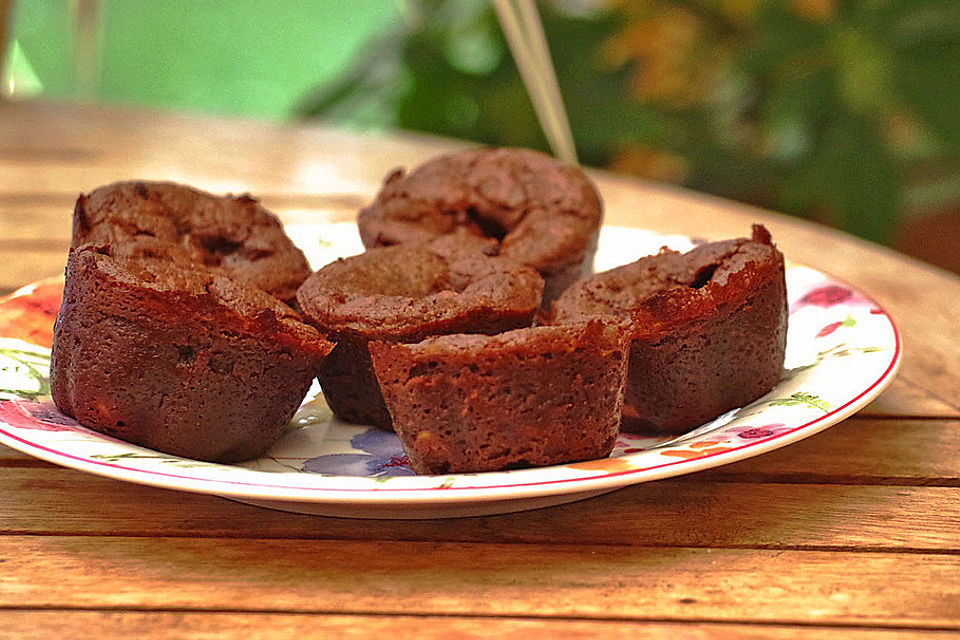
[551,225,784,339]
[357,147,602,275]
[296,239,544,340]
[72,181,311,303]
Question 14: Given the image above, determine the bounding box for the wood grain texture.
[704,418,960,484]
[0,101,458,197]
[2,467,959,551]
[0,251,65,294]
[3,536,959,628]
[1,611,955,640]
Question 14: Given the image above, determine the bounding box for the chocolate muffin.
[72,181,311,304]
[358,148,603,305]
[50,244,333,462]
[551,225,787,434]
[296,240,544,429]
[369,321,629,474]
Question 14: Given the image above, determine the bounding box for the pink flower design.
[728,423,792,440]
[791,284,876,315]
[800,285,853,307]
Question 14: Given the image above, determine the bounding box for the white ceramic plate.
[0,224,901,518]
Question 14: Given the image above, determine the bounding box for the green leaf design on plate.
[89,452,219,468]
[782,343,886,380]
[768,392,831,412]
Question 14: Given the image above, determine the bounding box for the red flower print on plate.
[0,400,124,442]
[792,284,871,314]
[729,423,793,440]
[816,315,856,338]
[800,285,852,306]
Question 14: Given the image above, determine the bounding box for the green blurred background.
[4,0,959,272]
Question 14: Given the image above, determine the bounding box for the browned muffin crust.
[72,181,311,304]
[50,244,333,462]
[369,321,629,474]
[296,241,544,429]
[551,225,787,434]
[357,148,603,304]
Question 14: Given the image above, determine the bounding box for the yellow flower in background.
[602,2,729,106]
[790,0,837,22]
[608,144,689,184]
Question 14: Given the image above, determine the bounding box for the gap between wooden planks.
[2,536,959,628]
[0,611,956,639]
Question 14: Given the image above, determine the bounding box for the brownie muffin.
[551,225,787,434]
[296,241,544,429]
[358,148,603,305]
[72,181,311,304]
[50,244,333,462]
[369,320,629,474]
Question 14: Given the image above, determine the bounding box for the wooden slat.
[0,203,73,243]
[2,467,959,551]
[3,536,959,628]
[0,251,64,294]
[0,446,46,464]
[0,611,953,640]
[705,418,960,484]
[0,102,459,198]
[860,379,960,418]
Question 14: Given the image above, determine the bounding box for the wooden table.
[2,101,959,638]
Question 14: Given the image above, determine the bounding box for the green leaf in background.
[894,42,960,157]
[784,111,900,243]
[298,0,957,248]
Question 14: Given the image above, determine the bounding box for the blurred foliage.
[302,0,960,244]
